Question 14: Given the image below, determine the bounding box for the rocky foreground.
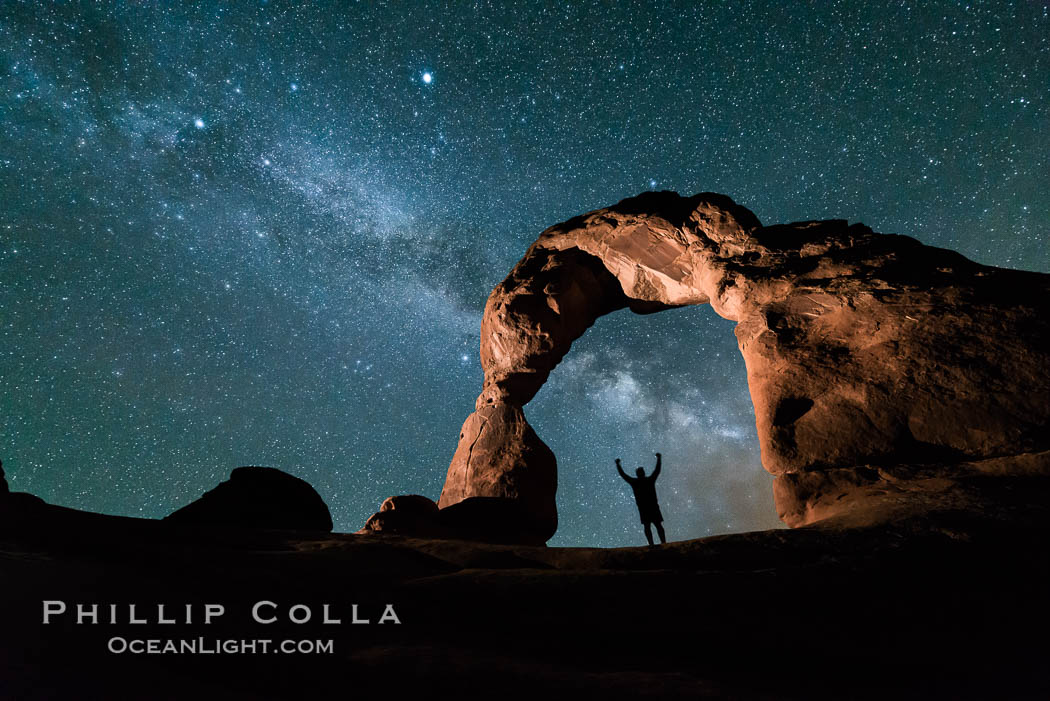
[2,496,1048,700]
[4,192,1048,698]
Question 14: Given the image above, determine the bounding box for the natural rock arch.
[368,191,1050,545]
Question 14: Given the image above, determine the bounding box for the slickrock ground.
[1,498,1048,699]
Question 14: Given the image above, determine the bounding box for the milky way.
[2,2,1047,546]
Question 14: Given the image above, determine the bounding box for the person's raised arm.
[652,452,662,480]
[615,458,631,482]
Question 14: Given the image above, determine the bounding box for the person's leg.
[655,522,666,544]
[643,523,654,546]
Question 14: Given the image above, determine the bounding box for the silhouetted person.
[616,452,666,546]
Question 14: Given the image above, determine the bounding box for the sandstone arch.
[368,191,1050,544]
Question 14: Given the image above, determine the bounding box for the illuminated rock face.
[375,191,1050,543]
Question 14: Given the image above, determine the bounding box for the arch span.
[367,191,1050,545]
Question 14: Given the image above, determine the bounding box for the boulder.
[361,494,440,535]
[166,466,333,532]
[360,494,550,546]
[379,494,440,515]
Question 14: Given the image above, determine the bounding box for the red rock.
[360,492,550,546]
[439,402,557,542]
[380,494,439,514]
[360,494,441,536]
[371,191,1050,542]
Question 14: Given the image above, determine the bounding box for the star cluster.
[1,2,1047,546]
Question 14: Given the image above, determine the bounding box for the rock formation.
[360,493,552,545]
[166,466,333,532]
[366,191,1050,543]
[361,494,439,535]
[0,458,48,513]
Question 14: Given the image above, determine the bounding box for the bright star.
[422,72,433,84]
[194,118,205,129]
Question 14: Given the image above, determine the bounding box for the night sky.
[2,2,1047,547]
